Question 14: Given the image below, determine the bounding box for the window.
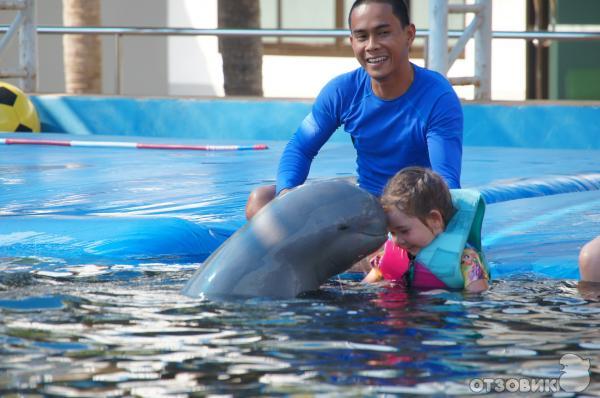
[260,0,465,58]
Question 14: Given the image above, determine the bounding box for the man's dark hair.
[348,0,410,29]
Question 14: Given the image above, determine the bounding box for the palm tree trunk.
[63,0,102,94]
[218,0,263,96]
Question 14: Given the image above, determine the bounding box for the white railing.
[2,0,600,96]
[429,0,492,100]
[0,0,36,91]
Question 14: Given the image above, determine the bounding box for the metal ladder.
[0,0,36,91]
[428,0,492,100]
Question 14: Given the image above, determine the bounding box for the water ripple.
[1,276,599,396]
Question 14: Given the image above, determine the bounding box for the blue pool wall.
[31,95,600,150]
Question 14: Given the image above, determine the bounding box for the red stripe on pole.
[5,138,71,146]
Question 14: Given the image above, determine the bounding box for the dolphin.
[182,179,388,299]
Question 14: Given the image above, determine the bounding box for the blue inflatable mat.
[0,216,230,265]
[1,133,599,278]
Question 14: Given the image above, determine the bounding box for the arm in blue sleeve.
[276,81,342,194]
[426,92,463,189]
[276,112,336,194]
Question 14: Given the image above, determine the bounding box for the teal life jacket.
[413,189,489,289]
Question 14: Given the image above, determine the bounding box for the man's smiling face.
[349,2,414,83]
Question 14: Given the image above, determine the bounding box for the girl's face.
[386,207,444,256]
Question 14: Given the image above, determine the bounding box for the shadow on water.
[0,268,599,396]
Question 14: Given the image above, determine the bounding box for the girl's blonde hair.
[381,167,455,226]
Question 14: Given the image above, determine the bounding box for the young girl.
[363,167,489,293]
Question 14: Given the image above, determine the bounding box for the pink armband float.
[378,240,410,281]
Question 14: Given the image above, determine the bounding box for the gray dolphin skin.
[182,179,388,299]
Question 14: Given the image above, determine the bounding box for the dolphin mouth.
[360,230,387,238]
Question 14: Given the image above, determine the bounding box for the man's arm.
[275,112,333,194]
[426,92,463,189]
[275,83,342,194]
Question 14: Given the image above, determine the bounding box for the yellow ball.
[0,81,41,133]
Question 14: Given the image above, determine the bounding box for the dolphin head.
[292,180,388,281]
[182,179,388,299]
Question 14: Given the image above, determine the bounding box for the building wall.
[1,0,526,100]
[549,0,600,100]
[1,0,167,95]
[167,1,222,96]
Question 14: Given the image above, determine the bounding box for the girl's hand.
[465,278,488,293]
[362,267,383,283]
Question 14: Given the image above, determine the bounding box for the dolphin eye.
[338,224,349,231]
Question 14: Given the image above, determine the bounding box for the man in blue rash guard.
[245,0,463,220]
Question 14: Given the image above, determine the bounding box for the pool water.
[1,272,599,396]
[1,134,599,395]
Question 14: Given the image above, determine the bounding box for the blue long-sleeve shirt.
[276,63,463,196]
